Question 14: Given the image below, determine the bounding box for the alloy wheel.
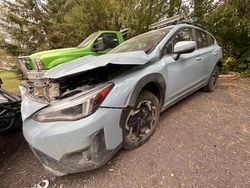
[124,100,157,142]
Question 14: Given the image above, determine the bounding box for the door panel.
[194,29,220,80]
[164,50,206,104]
[195,46,214,80]
[161,27,208,106]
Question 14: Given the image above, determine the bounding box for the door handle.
[196,57,202,61]
[213,51,219,56]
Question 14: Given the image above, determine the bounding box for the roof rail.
[177,20,206,30]
[149,15,187,30]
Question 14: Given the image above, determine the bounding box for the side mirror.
[0,78,3,88]
[92,37,105,52]
[173,41,196,60]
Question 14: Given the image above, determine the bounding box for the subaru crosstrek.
[20,23,222,176]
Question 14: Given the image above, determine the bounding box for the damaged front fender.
[19,84,49,120]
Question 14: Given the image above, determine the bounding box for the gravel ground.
[0,78,250,188]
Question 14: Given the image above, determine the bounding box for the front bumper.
[22,91,123,175]
[30,129,121,176]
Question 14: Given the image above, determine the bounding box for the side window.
[93,33,119,51]
[195,29,210,49]
[101,33,119,49]
[207,34,215,46]
[163,27,195,56]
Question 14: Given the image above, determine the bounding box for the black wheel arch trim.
[216,59,222,68]
[124,73,166,109]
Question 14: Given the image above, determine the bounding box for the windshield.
[78,32,98,48]
[110,27,172,54]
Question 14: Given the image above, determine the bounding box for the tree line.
[0,0,249,76]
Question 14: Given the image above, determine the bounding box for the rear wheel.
[122,90,160,149]
[202,65,220,92]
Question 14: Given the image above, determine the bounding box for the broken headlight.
[33,83,114,122]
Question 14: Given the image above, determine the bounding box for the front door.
[161,27,206,106]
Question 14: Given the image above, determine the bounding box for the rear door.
[162,27,206,105]
[194,29,219,77]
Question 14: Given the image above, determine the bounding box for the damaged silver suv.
[20,23,222,176]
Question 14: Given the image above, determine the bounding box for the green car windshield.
[78,32,98,48]
[110,27,172,54]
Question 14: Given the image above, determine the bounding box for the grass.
[0,69,20,93]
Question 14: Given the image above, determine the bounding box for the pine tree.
[0,0,71,56]
[0,0,51,55]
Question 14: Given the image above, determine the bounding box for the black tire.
[0,114,22,134]
[202,65,220,92]
[122,90,160,150]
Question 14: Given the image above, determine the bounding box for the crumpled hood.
[44,51,151,79]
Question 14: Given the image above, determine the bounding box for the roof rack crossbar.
[149,15,186,30]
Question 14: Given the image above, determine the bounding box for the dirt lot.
[0,78,250,188]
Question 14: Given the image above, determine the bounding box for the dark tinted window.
[163,27,195,56]
[96,33,119,49]
[195,29,210,48]
[207,34,215,45]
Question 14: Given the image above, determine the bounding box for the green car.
[18,30,126,82]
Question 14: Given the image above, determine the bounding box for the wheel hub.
[125,100,157,142]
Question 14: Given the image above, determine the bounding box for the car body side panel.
[207,45,222,75]
[163,50,209,103]
[124,73,166,107]
[101,24,222,109]
[194,45,219,79]
[101,60,168,108]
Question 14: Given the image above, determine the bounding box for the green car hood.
[30,47,84,59]
[29,47,90,69]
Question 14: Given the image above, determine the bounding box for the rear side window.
[163,27,195,56]
[195,29,210,49]
[207,34,215,45]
